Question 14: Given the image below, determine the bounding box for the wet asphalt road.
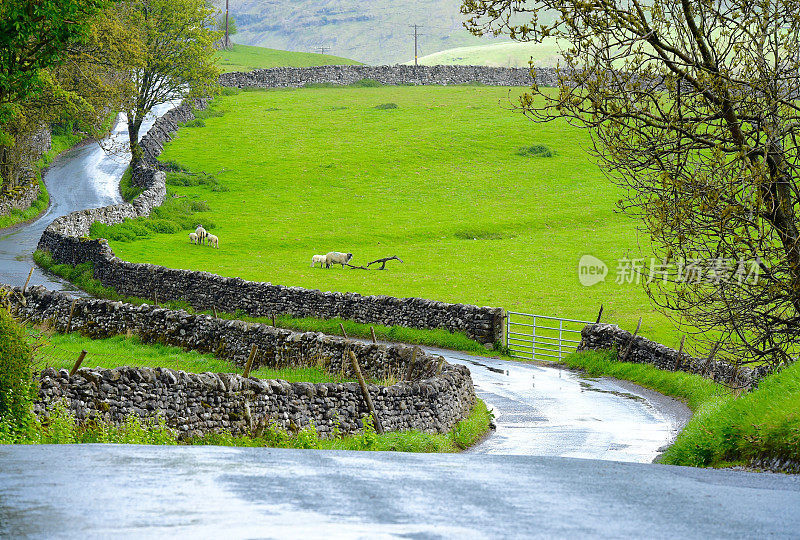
[1,444,799,539]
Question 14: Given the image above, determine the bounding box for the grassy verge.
[27,328,353,383]
[33,251,499,356]
[564,350,800,469]
[1,398,492,453]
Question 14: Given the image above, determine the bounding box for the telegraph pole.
[225,0,229,48]
[410,24,424,66]
[316,46,330,55]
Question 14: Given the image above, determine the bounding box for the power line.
[316,46,331,55]
[410,24,424,66]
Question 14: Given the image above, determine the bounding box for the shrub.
[374,102,399,110]
[516,144,556,158]
[182,118,205,128]
[0,307,36,433]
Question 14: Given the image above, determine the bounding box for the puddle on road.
[578,380,649,403]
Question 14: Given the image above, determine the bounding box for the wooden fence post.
[271,313,276,327]
[243,344,258,378]
[339,323,348,339]
[22,267,34,296]
[348,350,384,434]
[619,317,642,362]
[66,299,76,333]
[404,347,417,381]
[673,335,686,371]
[212,305,218,318]
[370,326,377,344]
[69,350,87,376]
[595,304,604,324]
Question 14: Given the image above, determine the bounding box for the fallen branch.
[366,256,404,270]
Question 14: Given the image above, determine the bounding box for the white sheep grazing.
[188,232,198,244]
[325,251,353,268]
[195,225,208,245]
[310,254,327,268]
[206,233,219,248]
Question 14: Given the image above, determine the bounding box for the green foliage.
[123,0,221,153]
[33,251,122,300]
[182,118,205,128]
[374,102,398,110]
[0,307,35,436]
[118,167,142,202]
[564,350,800,469]
[214,43,361,73]
[516,144,555,157]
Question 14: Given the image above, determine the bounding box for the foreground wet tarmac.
[1,444,798,539]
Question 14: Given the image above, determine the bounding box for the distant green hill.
[216,43,362,72]
[210,0,535,65]
[410,40,563,68]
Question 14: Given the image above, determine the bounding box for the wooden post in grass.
[348,350,384,434]
[339,323,348,339]
[673,335,686,371]
[22,267,34,295]
[619,317,642,362]
[212,305,218,318]
[66,299,76,333]
[370,326,377,344]
[595,304,604,324]
[69,350,87,376]
[271,313,276,326]
[243,344,258,378]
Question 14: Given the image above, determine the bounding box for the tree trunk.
[128,113,144,162]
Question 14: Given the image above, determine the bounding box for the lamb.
[310,254,327,268]
[206,233,219,248]
[195,225,208,245]
[325,251,353,268]
[188,232,198,244]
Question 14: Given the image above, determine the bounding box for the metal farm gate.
[506,312,592,361]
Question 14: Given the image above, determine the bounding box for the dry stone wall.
[7,286,475,438]
[0,179,41,219]
[219,65,559,89]
[578,323,776,389]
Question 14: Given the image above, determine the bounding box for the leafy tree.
[462,1,800,370]
[0,0,110,188]
[123,0,220,160]
[216,13,237,38]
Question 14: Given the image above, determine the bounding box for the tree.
[462,1,800,370]
[123,0,220,160]
[0,0,110,188]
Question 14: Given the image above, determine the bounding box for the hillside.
[411,40,563,68]
[210,0,524,65]
[215,43,362,72]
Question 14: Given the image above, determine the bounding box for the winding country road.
[1,104,798,538]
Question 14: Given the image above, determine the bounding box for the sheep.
[188,232,198,244]
[310,254,327,268]
[206,233,219,248]
[195,225,208,245]
[325,251,353,268]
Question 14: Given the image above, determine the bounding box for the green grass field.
[412,40,563,68]
[97,85,681,349]
[215,43,361,72]
[28,329,356,383]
